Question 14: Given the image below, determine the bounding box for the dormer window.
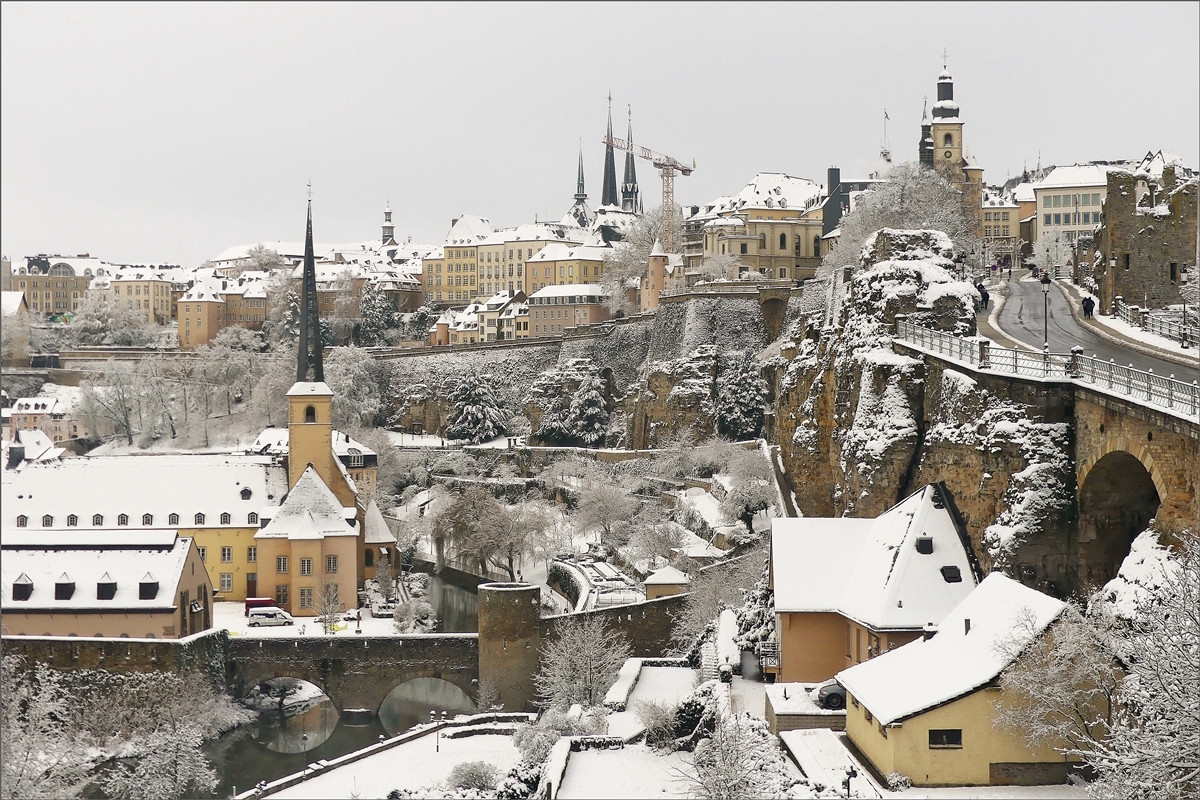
[12,574,33,601]
[240,487,253,500]
[55,573,75,601]
[168,513,179,525]
[117,514,129,526]
[347,448,364,468]
[139,572,159,600]
[42,515,53,527]
[67,514,78,527]
[248,512,258,525]
[195,513,205,525]
[915,537,934,555]
[93,514,103,526]
[142,513,153,526]
[96,573,117,600]
[16,515,28,528]
[220,512,231,525]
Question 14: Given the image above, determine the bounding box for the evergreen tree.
[565,375,609,447]
[358,282,397,345]
[714,353,765,439]
[444,374,508,444]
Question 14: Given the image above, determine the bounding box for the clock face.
[945,150,953,159]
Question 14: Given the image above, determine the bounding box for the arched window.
[943,133,953,147]
[142,513,153,526]
[305,405,316,423]
[240,487,252,500]
[67,514,78,527]
[195,513,206,525]
[814,236,821,258]
[93,514,104,526]
[758,233,767,250]
[248,512,259,525]
[42,515,53,527]
[168,513,179,525]
[220,512,231,525]
[16,515,28,528]
[117,514,129,526]
[779,233,787,250]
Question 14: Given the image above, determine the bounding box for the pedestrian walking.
[980,288,991,310]
[1082,296,1095,319]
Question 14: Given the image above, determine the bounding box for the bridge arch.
[1077,442,1163,588]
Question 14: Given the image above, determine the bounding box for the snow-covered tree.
[67,289,157,347]
[325,346,385,428]
[821,162,979,275]
[685,714,796,800]
[1033,233,1073,276]
[237,245,289,274]
[393,598,437,633]
[672,544,768,652]
[573,480,639,548]
[358,281,397,345]
[564,375,609,446]
[719,479,773,530]
[82,360,141,445]
[534,614,631,709]
[1,656,92,799]
[600,206,682,315]
[315,578,345,635]
[713,353,765,440]
[262,272,300,347]
[696,253,743,283]
[511,705,609,765]
[249,346,295,429]
[329,271,358,346]
[444,375,508,444]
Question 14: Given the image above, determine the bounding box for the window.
[247,546,257,563]
[759,233,767,249]
[93,514,104,526]
[1002,212,1010,221]
[240,487,252,500]
[347,448,364,467]
[929,729,963,748]
[41,514,53,527]
[67,514,78,527]
[220,512,231,525]
[943,133,953,147]
[219,573,233,592]
[1044,214,1051,226]
[300,558,313,576]
[941,565,963,582]
[221,546,232,562]
[1053,213,1061,225]
[142,513,153,525]
[365,549,375,568]
[248,512,258,525]
[276,556,288,574]
[326,555,338,573]
[299,587,313,608]
[1042,195,1050,208]
[195,513,206,525]
[117,514,129,526]
[275,585,289,607]
[199,547,207,562]
[168,513,179,525]
[305,405,316,423]
[779,233,787,250]
[1092,193,1100,205]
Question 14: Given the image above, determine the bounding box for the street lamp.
[1041,272,1053,350]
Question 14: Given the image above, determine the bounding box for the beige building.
[643,565,690,600]
[839,574,1075,787]
[8,395,82,444]
[524,240,609,293]
[767,486,978,683]
[109,267,182,325]
[11,256,101,318]
[1,531,213,639]
[527,283,611,337]
[1032,164,1111,254]
[981,189,1021,268]
[178,279,228,348]
[475,290,526,342]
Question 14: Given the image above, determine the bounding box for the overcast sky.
[3,2,1197,266]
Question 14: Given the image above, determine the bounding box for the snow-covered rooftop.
[1,453,288,531]
[363,499,397,546]
[1,291,27,316]
[444,215,494,245]
[526,241,612,264]
[249,426,376,460]
[837,572,1065,725]
[644,565,690,585]
[1,532,196,612]
[771,486,978,630]
[1035,163,1118,189]
[528,283,607,302]
[698,172,824,217]
[255,466,357,541]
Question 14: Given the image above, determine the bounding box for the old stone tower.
[477,582,542,711]
[930,68,965,187]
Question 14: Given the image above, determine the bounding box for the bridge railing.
[895,317,1199,418]
[1113,297,1200,348]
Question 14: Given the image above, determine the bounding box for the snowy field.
[606,666,699,740]
[556,744,693,800]
[269,731,520,800]
[214,601,403,638]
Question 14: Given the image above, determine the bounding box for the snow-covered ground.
[556,744,692,800]
[214,601,402,638]
[1090,310,1199,357]
[780,729,883,796]
[731,675,767,718]
[606,666,699,740]
[269,731,520,799]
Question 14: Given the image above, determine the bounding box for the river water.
[201,574,480,798]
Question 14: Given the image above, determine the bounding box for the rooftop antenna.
[942,47,949,68]
[307,179,312,201]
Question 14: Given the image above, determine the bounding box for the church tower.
[929,66,965,188]
[600,94,619,208]
[621,106,641,214]
[382,201,395,246]
[918,99,935,168]
[288,194,335,492]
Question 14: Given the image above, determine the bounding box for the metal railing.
[1113,298,1200,348]
[895,317,1199,418]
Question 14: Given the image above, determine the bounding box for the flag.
[884,110,890,120]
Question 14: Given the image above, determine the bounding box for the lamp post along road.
[1041,272,1053,350]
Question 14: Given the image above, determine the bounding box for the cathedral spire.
[621,104,640,213]
[296,192,324,383]
[600,92,619,207]
[575,142,587,202]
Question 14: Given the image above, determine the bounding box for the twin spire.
[296,195,324,383]
[598,92,638,211]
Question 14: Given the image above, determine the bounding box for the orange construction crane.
[602,133,695,253]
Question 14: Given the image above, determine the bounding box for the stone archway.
[759,296,788,342]
[1077,449,1161,588]
[377,676,478,735]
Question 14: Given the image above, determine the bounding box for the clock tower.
[929,67,965,189]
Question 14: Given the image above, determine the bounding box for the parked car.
[815,679,846,710]
[248,607,294,627]
[244,596,276,617]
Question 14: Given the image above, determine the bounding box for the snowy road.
[997,278,1196,378]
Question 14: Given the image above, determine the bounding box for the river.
[202,573,480,798]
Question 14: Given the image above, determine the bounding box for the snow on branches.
[444,374,509,444]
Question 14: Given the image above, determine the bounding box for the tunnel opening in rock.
[1078,451,1159,588]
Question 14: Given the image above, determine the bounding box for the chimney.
[964,618,971,635]
[923,622,938,641]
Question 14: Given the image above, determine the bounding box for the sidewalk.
[1055,281,1199,370]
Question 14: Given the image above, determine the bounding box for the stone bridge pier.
[224,634,479,713]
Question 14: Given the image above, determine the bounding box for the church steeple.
[621,105,641,214]
[296,192,324,383]
[600,93,619,208]
[919,98,935,168]
[575,144,587,202]
[382,200,395,246]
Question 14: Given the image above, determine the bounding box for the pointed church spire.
[621,104,640,213]
[601,92,619,207]
[575,142,587,202]
[296,191,324,383]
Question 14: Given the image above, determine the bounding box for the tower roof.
[575,144,587,202]
[601,93,619,208]
[296,196,324,383]
[649,238,666,257]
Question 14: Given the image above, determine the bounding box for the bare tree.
[681,714,794,800]
[697,253,743,283]
[534,614,631,709]
[672,546,767,652]
[315,578,344,635]
[82,360,141,445]
[573,480,639,549]
[237,244,289,275]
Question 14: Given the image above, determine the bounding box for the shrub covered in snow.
[686,713,797,799]
[447,761,501,791]
[635,699,679,749]
[510,705,609,765]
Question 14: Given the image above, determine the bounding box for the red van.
[244,597,276,616]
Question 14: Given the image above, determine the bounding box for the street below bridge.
[996,276,1199,380]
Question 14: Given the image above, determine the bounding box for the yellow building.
[981,189,1021,268]
[1,530,213,639]
[12,256,100,318]
[109,267,181,325]
[643,565,690,600]
[838,573,1073,787]
[525,241,609,292]
[767,486,978,683]
[178,279,228,348]
[527,283,611,338]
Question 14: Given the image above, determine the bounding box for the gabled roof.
[363,499,397,545]
[255,466,357,541]
[771,486,978,630]
[837,573,1066,725]
[444,215,494,245]
[2,291,30,316]
[644,565,690,585]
